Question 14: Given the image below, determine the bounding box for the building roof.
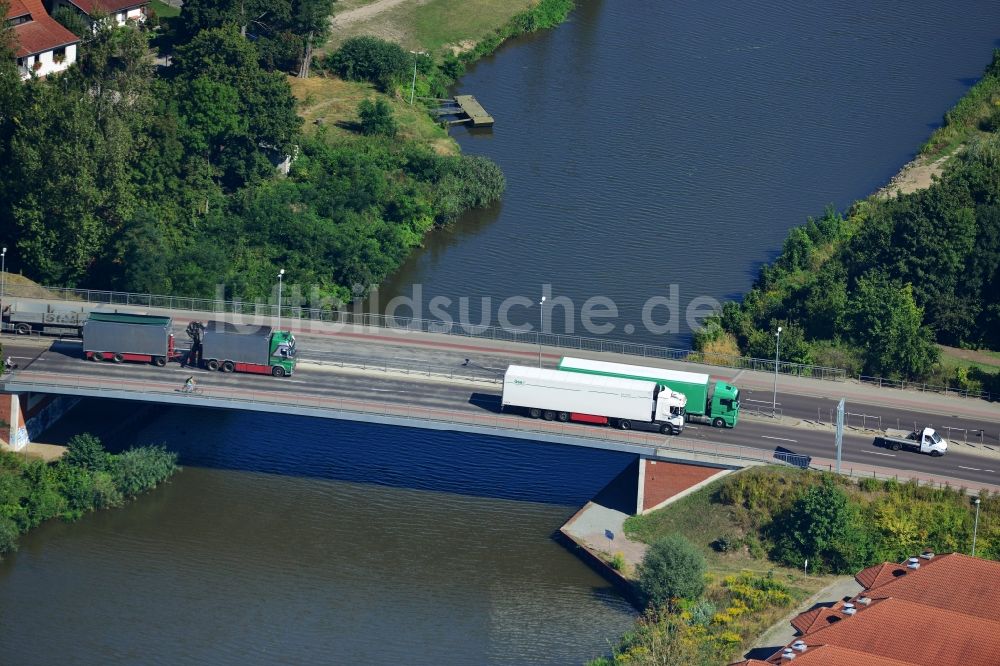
[63,0,147,15]
[737,553,1000,666]
[6,0,79,58]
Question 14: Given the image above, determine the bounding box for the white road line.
[746,399,781,405]
[684,426,699,430]
[760,435,797,443]
[986,470,996,474]
[863,451,896,457]
[959,465,982,471]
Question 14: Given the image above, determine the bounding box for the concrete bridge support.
[0,391,79,452]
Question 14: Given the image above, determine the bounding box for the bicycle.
[177,385,204,396]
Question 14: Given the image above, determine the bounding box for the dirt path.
[875,153,951,198]
[331,0,422,28]
[940,345,1000,368]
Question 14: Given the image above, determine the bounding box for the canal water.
[0,402,636,664]
[377,0,1000,347]
[4,1,1000,663]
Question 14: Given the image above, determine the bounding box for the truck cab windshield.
[930,432,942,444]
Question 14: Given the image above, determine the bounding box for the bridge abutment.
[0,391,79,452]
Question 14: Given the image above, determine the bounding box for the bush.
[857,477,880,492]
[113,446,178,497]
[0,516,19,556]
[637,534,707,608]
[64,433,110,472]
[357,98,398,138]
[610,552,626,571]
[324,36,409,91]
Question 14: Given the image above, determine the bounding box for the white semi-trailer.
[502,365,687,435]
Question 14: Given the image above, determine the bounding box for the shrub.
[610,552,626,571]
[358,98,398,138]
[324,36,409,91]
[0,516,19,555]
[64,433,110,472]
[857,477,880,492]
[637,534,707,608]
[113,446,178,497]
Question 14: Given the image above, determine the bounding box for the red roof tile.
[64,0,146,15]
[6,0,79,58]
[6,0,31,19]
[758,643,919,665]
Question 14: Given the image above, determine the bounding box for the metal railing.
[859,374,992,402]
[2,283,847,381]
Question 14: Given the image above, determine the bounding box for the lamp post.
[538,295,546,368]
[276,269,285,332]
[772,325,782,414]
[973,497,981,557]
[1,247,6,329]
[409,51,425,105]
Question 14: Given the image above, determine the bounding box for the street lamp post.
[1,247,6,329]
[538,295,546,368]
[276,269,285,332]
[973,497,982,557]
[409,51,425,105]
[772,326,782,414]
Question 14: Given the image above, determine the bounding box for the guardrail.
[2,283,847,382]
[2,371,811,469]
[859,374,992,402]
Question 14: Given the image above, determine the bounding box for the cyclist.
[183,376,196,393]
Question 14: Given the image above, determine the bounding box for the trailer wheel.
[221,361,235,373]
[271,366,286,377]
[112,354,124,363]
[153,356,166,367]
[557,412,569,422]
[14,323,30,335]
[206,359,220,371]
[661,423,676,435]
[528,408,541,419]
[92,352,104,362]
[543,410,555,421]
[891,442,901,451]
[712,417,725,428]
[619,420,631,431]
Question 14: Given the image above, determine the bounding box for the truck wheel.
[619,420,631,431]
[558,412,569,422]
[153,357,166,367]
[891,442,901,451]
[271,366,286,377]
[543,410,555,421]
[661,424,676,435]
[92,352,104,362]
[206,359,220,371]
[930,450,943,457]
[112,354,124,363]
[528,408,541,419]
[712,417,725,428]
[221,361,235,373]
[14,323,30,335]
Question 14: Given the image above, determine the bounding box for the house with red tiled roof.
[50,0,148,27]
[734,552,1000,666]
[5,0,79,79]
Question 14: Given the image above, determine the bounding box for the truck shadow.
[468,391,503,413]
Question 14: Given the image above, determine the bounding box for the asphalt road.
[6,334,1000,489]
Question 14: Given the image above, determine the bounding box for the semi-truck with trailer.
[83,312,176,366]
[198,321,297,377]
[4,302,89,336]
[874,427,948,456]
[556,357,741,428]
[502,365,687,434]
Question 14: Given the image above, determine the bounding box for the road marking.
[864,451,896,457]
[959,465,982,471]
[986,470,996,474]
[684,426,698,430]
[746,399,781,405]
[760,435,796,443]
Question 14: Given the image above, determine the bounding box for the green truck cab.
[556,356,741,428]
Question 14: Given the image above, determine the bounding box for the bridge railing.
[859,374,992,402]
[2,283,847,382]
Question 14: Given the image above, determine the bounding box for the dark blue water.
[379,0,1000,346]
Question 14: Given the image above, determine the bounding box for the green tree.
[63,433,110,472]
[325,36,409,91]
[637,534,706,608]
[358,98,397,138]
[846,273,939,378]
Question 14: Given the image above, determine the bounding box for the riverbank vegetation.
[591,465,997,664]
[695,50,1000,386]
[0,0,536,304]
[0,434,179,556]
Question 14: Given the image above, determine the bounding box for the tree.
[358,98,397,137]
[846,273,939,378]
[325,36,409,91]
[292,0,336,78]
[637,534,706,608]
